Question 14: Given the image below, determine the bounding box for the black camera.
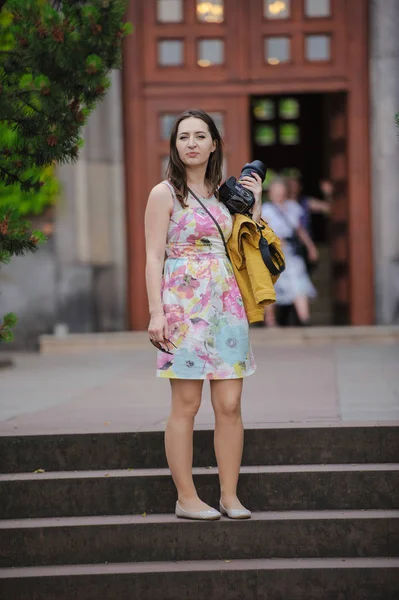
[218,160,267,215]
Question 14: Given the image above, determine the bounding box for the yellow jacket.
[227,215,285,324]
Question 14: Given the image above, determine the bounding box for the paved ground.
[1,336,398,435]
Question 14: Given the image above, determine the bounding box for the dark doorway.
[250,93,330,243]
[250,92,343,325]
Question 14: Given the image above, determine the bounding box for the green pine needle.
[0,329,14,343]
[0,0,131,193]
[0,312,17,343]
[3,313,17,327]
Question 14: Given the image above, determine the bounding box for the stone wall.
[55,69,127,335]
[370,0,399,324]
[0,234,57,350]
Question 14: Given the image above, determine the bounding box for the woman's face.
[287,178,301,198]
[175,117,216,168]
[269,182,287,204]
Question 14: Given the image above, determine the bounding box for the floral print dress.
[157,180,256,380]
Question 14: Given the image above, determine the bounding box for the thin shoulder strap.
[188,187,285,274]
[188,187,231,261]
[271,202,297,232]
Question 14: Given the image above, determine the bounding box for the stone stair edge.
[2,463,399,481]
[2,424,397,474]
[1,557,399,579]
[1,509,398,530]
[1,422,398,440]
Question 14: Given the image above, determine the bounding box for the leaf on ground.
[104,473,110,477]
[33,468,45,473]
[103,422,110,426]
[141,512,147,517]
[224,560,231,563]
[127,468,134,471]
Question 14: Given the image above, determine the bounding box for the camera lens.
[240,160,267,182]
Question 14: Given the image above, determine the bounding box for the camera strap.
[188,188,231,261]
[188,188,285,276]
[256,224,286,276]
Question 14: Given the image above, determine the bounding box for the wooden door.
[327,93,349,324]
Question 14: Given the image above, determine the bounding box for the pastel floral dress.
[157,180,256,380]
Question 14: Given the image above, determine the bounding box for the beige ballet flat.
[175,501,221,520]
[219,500,251,519]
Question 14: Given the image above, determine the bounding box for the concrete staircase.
[1,426,398,599]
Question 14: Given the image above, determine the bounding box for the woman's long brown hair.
[166,110,224,208]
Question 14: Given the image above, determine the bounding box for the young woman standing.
[144,110,262,520]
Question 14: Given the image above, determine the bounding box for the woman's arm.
[296,225,319,263]
[144,184,173,343]
[308,180,334,215]
[308,197,331,214]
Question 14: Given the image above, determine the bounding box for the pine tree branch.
[11,123,40,137]
[18,96,46,117]
[2,149,43,160]
[0,166,26,187]
[0,0,131,191]
[3,89,36,99]
[3,115,40,135]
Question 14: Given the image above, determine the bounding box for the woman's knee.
[215,396,241,419]
[170,381,202,417]
[211,381,242,419]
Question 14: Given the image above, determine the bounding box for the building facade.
[123,0,382,329]
[1,0,398,348]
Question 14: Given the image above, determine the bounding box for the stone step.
[1,510,398,568]
[1,558,398,600]
[1,425,397,473]
[1,464,398,519]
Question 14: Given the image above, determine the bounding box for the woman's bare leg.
[264,304,277,327]
[210,379,247,509]
[293,295,310,323]
[166,379,212,511]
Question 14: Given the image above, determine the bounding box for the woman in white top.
[261,178,318,326]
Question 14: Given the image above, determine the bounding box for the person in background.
[262,178,318,327]
[287,176,333,237]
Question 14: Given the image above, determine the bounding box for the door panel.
[327,93,350,324]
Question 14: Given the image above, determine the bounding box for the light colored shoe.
[175,501,221,521]
[219,500,251,519]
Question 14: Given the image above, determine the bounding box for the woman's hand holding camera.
[239,171,263,224]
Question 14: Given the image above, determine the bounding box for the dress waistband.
[166,251,228,260]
